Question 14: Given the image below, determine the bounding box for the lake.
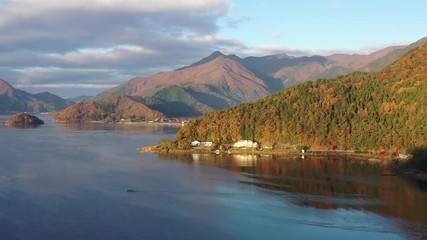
[0,115,426,240]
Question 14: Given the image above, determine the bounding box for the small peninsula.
[5,113,44,126]
[174,44,427,154]
[142,44,427,175]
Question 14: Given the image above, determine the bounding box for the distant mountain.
[33,92,73,111]
[175,43,427,151]
[95,53,279,117]
[87,37,426,118]
[54,96,164,122]
[67,95,92,103]
[359,37,427,71]
[236,37,427,87]
[0,79,71,113]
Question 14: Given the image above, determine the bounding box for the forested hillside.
[54,96,164,122]
[94,53,272,116]
[176,44,427,151]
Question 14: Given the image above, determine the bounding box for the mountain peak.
[0,79,15,96]
[0,79,73,113]
[208,51,225,58]
[193,51,226,64]
[0,79,13,88]
[33,91,64,101]
[178,51,227,70]
[271,53,292,59]
[176,43,427,152]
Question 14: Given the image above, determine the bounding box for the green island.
[143,44,427,178]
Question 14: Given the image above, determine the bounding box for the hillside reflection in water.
[159,153,427,231]
[56,122,181,134]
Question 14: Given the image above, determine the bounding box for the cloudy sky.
[0,0,426,97]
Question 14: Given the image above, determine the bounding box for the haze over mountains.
[0,79,72,113]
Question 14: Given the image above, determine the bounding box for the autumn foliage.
[176,44,427,151]
[54,96,164,122]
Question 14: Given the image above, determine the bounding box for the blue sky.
[219,0,426,54]
[0,0,425,97]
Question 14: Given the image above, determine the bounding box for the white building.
[191,141,201,147]
[191,141,214,148]
[233,140,258,148]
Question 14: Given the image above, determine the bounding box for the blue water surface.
[0,115,426,240]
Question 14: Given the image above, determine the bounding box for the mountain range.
[175,43,427,151]
[235,37,427,87]
[9,37,424,120]
[94,52,275,117]
[0,79,72,113]
[88,37,427,118]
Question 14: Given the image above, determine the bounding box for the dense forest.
[54,96,164,122]
[175,44,427,152]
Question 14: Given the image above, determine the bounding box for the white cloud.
[1,0,387,97]
[10,67,122,86]
[15,83,118,89]
[224,42,401,58]
[47,45,155,65]
[0,0,238,96]
[185,34,243,46]
[225,44,309,57]
[0,0,229,18]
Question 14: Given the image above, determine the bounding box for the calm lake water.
[0,115,426,240]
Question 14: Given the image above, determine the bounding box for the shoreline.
[139,145,395,164]
[140,145,427,181]
[53,120,184,126]
[140,145,427,182]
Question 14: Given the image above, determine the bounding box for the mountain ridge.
[62,37,427,118]
[94,52,276,116]
[0,79,72,113]
[236,37,427,87]
[175,43,427,151]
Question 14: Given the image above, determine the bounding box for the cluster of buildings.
[190,139,310,154]
[191,140,259,149]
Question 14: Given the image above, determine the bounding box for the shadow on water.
[158,153,427,236]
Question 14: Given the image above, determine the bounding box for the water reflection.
[158,153,427,234]
[3,124,43,129]
[56,122,181,134]
[2,119,425,239]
